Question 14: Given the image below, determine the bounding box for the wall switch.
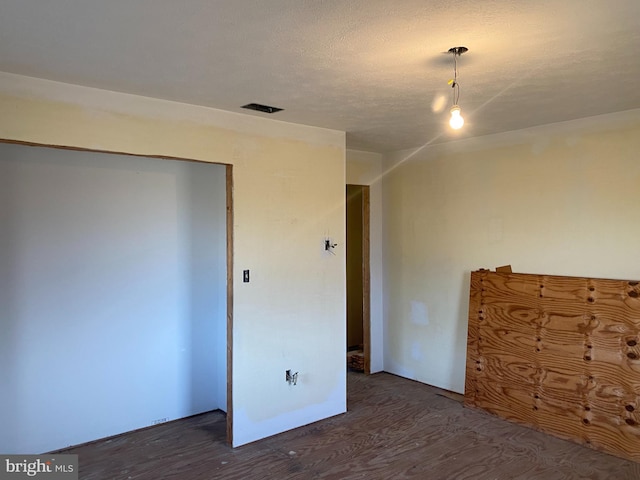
[243,270,250,283]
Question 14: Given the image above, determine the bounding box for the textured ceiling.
[1,0,639,152]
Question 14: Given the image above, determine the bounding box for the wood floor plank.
[58,372,640,479]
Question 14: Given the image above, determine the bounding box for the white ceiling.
[1,0,639,152]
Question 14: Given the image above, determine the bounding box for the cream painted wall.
[382,110,640,393]
[0,72,346,448]
[346,149,383,373]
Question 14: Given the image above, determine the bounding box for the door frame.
[362,185,371,375]
[225,164,234,445]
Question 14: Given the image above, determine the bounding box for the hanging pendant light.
[449,105,464,129]
[448,46,468,130]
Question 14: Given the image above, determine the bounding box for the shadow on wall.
[0,177,19,446]
[183,163,227,414]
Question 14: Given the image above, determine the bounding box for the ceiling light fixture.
[447,46,468,130]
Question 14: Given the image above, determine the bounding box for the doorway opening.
[346,184,370,374]
[0,139,234,451]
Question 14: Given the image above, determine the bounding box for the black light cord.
[452,53,460,105]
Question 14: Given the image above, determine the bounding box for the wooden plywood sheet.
[465,270,640,462]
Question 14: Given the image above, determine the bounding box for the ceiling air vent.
[241,103,283,114]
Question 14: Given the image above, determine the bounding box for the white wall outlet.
[286,370,299,385]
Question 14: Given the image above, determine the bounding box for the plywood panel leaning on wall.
[465,270,640,463]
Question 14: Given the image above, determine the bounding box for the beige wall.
[0,72,346,447]
[382,110,640,393]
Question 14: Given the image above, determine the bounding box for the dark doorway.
[346,184,370,374]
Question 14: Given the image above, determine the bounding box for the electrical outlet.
[153,418,168,425]
[243,269,250,283]
[286,369,299,385]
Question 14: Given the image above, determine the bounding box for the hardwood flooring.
[60,371,640,479]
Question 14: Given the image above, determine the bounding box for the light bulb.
[449,105,464,130]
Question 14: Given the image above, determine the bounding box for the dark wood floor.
[61,371,640,479]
